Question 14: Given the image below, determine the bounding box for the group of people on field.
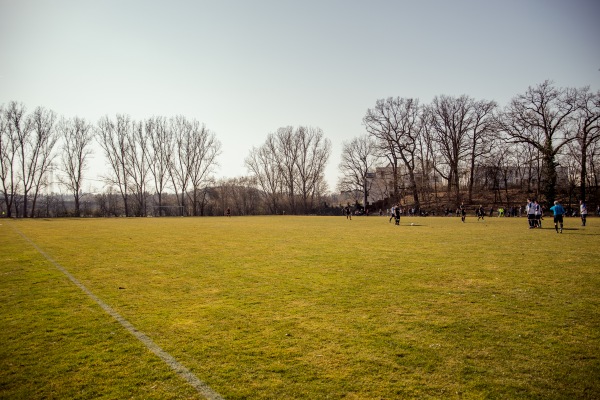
[344,199,592,232]
[451,199,589,233]
[525,199,544,229]
[525,198,589,233]
[388,204,402,225]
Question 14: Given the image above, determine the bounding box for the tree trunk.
[541,145,557,205]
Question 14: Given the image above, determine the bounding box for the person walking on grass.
[460,203,466,223]
[550,200,565,233]
[345,205,352,220]
[580,200,588,226]
[394,204,401,225]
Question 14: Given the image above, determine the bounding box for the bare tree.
[0,102,24,217]
[561,149,581,207]
[96,114,132,216]
[146,116,173,215]
[231,176,261,215]
[168,116,191,215]
[294,126,331,213]
[20,106,58,217]
[427,95,474,203]
[499,81,578,204]
[370,98,433,208]
[516,139,543,196]
[487,138,518,206]
[245,143,282,214]
[364,98,422,206]
[416,110,440,207]
[466,99,497,202]
[337,134,380,210]
[169,116,221,216]
[587,139,600,193]
[573,87,600,201]
[186,122,221,216]
[272,126,300,214]
[57,117,94,216]
[126,120,150,216]
[246,126,330,215]
[214,178,234,216]
[244,143,282,214]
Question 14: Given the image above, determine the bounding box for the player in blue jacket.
[549,200,565,233]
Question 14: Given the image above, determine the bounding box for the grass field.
[1,215,599,399]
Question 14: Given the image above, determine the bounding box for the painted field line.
[11,224,225,400]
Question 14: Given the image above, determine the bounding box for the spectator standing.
[580,200,588,226]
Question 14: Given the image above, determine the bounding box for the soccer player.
[526,199,536,229]
[550,200,565,233]
[580,200,588,226]
[460,203,466,223]
[534,200,542,228]
[345,205,352,220]
[477,205,485,221]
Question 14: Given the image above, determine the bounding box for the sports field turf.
[1,216,599,399]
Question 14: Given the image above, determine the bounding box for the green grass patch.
[1,216,599,399]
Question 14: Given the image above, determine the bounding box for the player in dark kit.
[476,205,485,221]
[460,203,466,223]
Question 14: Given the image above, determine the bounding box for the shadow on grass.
[536,227,600,235]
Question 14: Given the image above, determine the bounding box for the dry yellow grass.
[1,216,599,399]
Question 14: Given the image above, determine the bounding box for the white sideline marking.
[12,225,225,400]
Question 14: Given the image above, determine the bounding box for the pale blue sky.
[1,0,599,191]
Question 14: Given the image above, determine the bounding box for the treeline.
[1,80,599,218]
[340,80,599,211]
[0,103,332,217]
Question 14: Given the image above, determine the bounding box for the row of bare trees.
[0,103,58,217]
[95,114,221,217]
[2,80,598,218]
[1,102,332,217]
[1,103,222,217]
[245,126,332,214]
[340,81,600,209]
